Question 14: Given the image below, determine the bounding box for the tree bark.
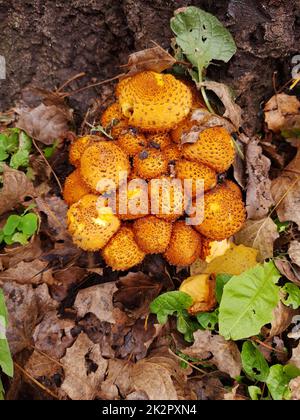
[0,0,299,134]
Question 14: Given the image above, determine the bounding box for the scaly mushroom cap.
[201,237,231,263]
[175,159,217,196]
[102,226,145,271]
[133,215,173,254]
[117,71,192,131]
[80,142,130,193]
[164,221,202,266]
[67,194,120,251]
[149,176,184,221]
[164,144,182,163]
[147,133,172,150]
[69,135,100,167]
[63,169,91,206]
[182,127,235,173]
[194,184,246,240]
[133,149,168,180]
[223,179,243,199]
[116,129,147,157]
[100,102,128,138]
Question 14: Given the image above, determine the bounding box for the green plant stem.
[198,66,214,114]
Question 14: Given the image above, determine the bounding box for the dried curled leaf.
[271,148,300,229]
[264,93,300,133]
[289,241,300,267]
[17,103,73,145]
[246,137,274,219]
[199,81,242,128]
[234,217,279,262]
[0,165,35,216]
[121,45,176,78]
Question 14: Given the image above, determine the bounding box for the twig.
[56,72,86,93]
[251,337,286,355]
[14,362,58,400]
[63,74,124,98]
[168,348,207,375]
[32,138,63,193]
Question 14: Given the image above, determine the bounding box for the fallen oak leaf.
[182,330,242,379]
[120,45,176,78]
[275,258,300,287]
[0,165,35,216]
[17,103,73,145]
[198,81,242,129]
[234,217,279,262]
[245,136,274,219]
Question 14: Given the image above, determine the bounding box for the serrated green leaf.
[9,149,30,169]
[248,385,262,400]
[281,283,300,309]
[3,236,14,245]
[196,309,219,330]
[3,215,21,236]
[19,213,38,236]
[241,341,269,382]
[0,147,8,161]
[219,261,281,340]
[150,291,193,324]
[170,6,236,73]
[177,311,199,342]
[266,364,300,400]
[216,273,232,304]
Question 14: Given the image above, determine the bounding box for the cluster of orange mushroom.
[63,71,246,271]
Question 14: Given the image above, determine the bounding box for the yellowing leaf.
[205,243,258,276]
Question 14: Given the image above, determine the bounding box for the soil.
[0,0,300,134]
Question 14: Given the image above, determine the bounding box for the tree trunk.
[0,0,299,134]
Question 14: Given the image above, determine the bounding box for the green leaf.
[19,213,38,236]
[241,341,269,382]
[170,6,236,74]
[0,378,4,400]
[274,218,289,233]
[0,230,4,244]
[219,261,281,340]
[216,273,232,303]
[3,236,14,246]
[281,283,300,309]
[43,140,58,159]
[3,215,21,236]
[9,149,30,169]
[196,309,219,330]
[0,289,13,377]
[0,147,9,161]
[248,385,262,400]
[266,364,300,400]
[150,291,193,324]
[177,310,199,342]
[11,232,29,245]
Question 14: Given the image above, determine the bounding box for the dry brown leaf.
[3,282,57,354]
[0,236,42,269]
[275,259,300,286]
[264,93,300,133]
[74,282,117,324]
[234,217,279,262]
[131,353,188,400]
[60,332,108,400]
[0,260,53,285]
[25,349,62,382]
[199,81,242,128]
[289,343,300,369]
[289,241,300,267]
[290,377,300,400]
[33,311,76,359]
[98,359,132,400]
[17,103,73,145]
[120,45,176,78]
[182,330,242,379]
[246,137,274,219]
[269,301,296,337]
[36,196,70,241]
[223,385,244,400]
[271,148,300,228]
[50,266,88,302]
[0,165,35,216]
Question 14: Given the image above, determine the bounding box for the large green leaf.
[170,6,236,73]
[219,262,281,340]
[0,289,13,378]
